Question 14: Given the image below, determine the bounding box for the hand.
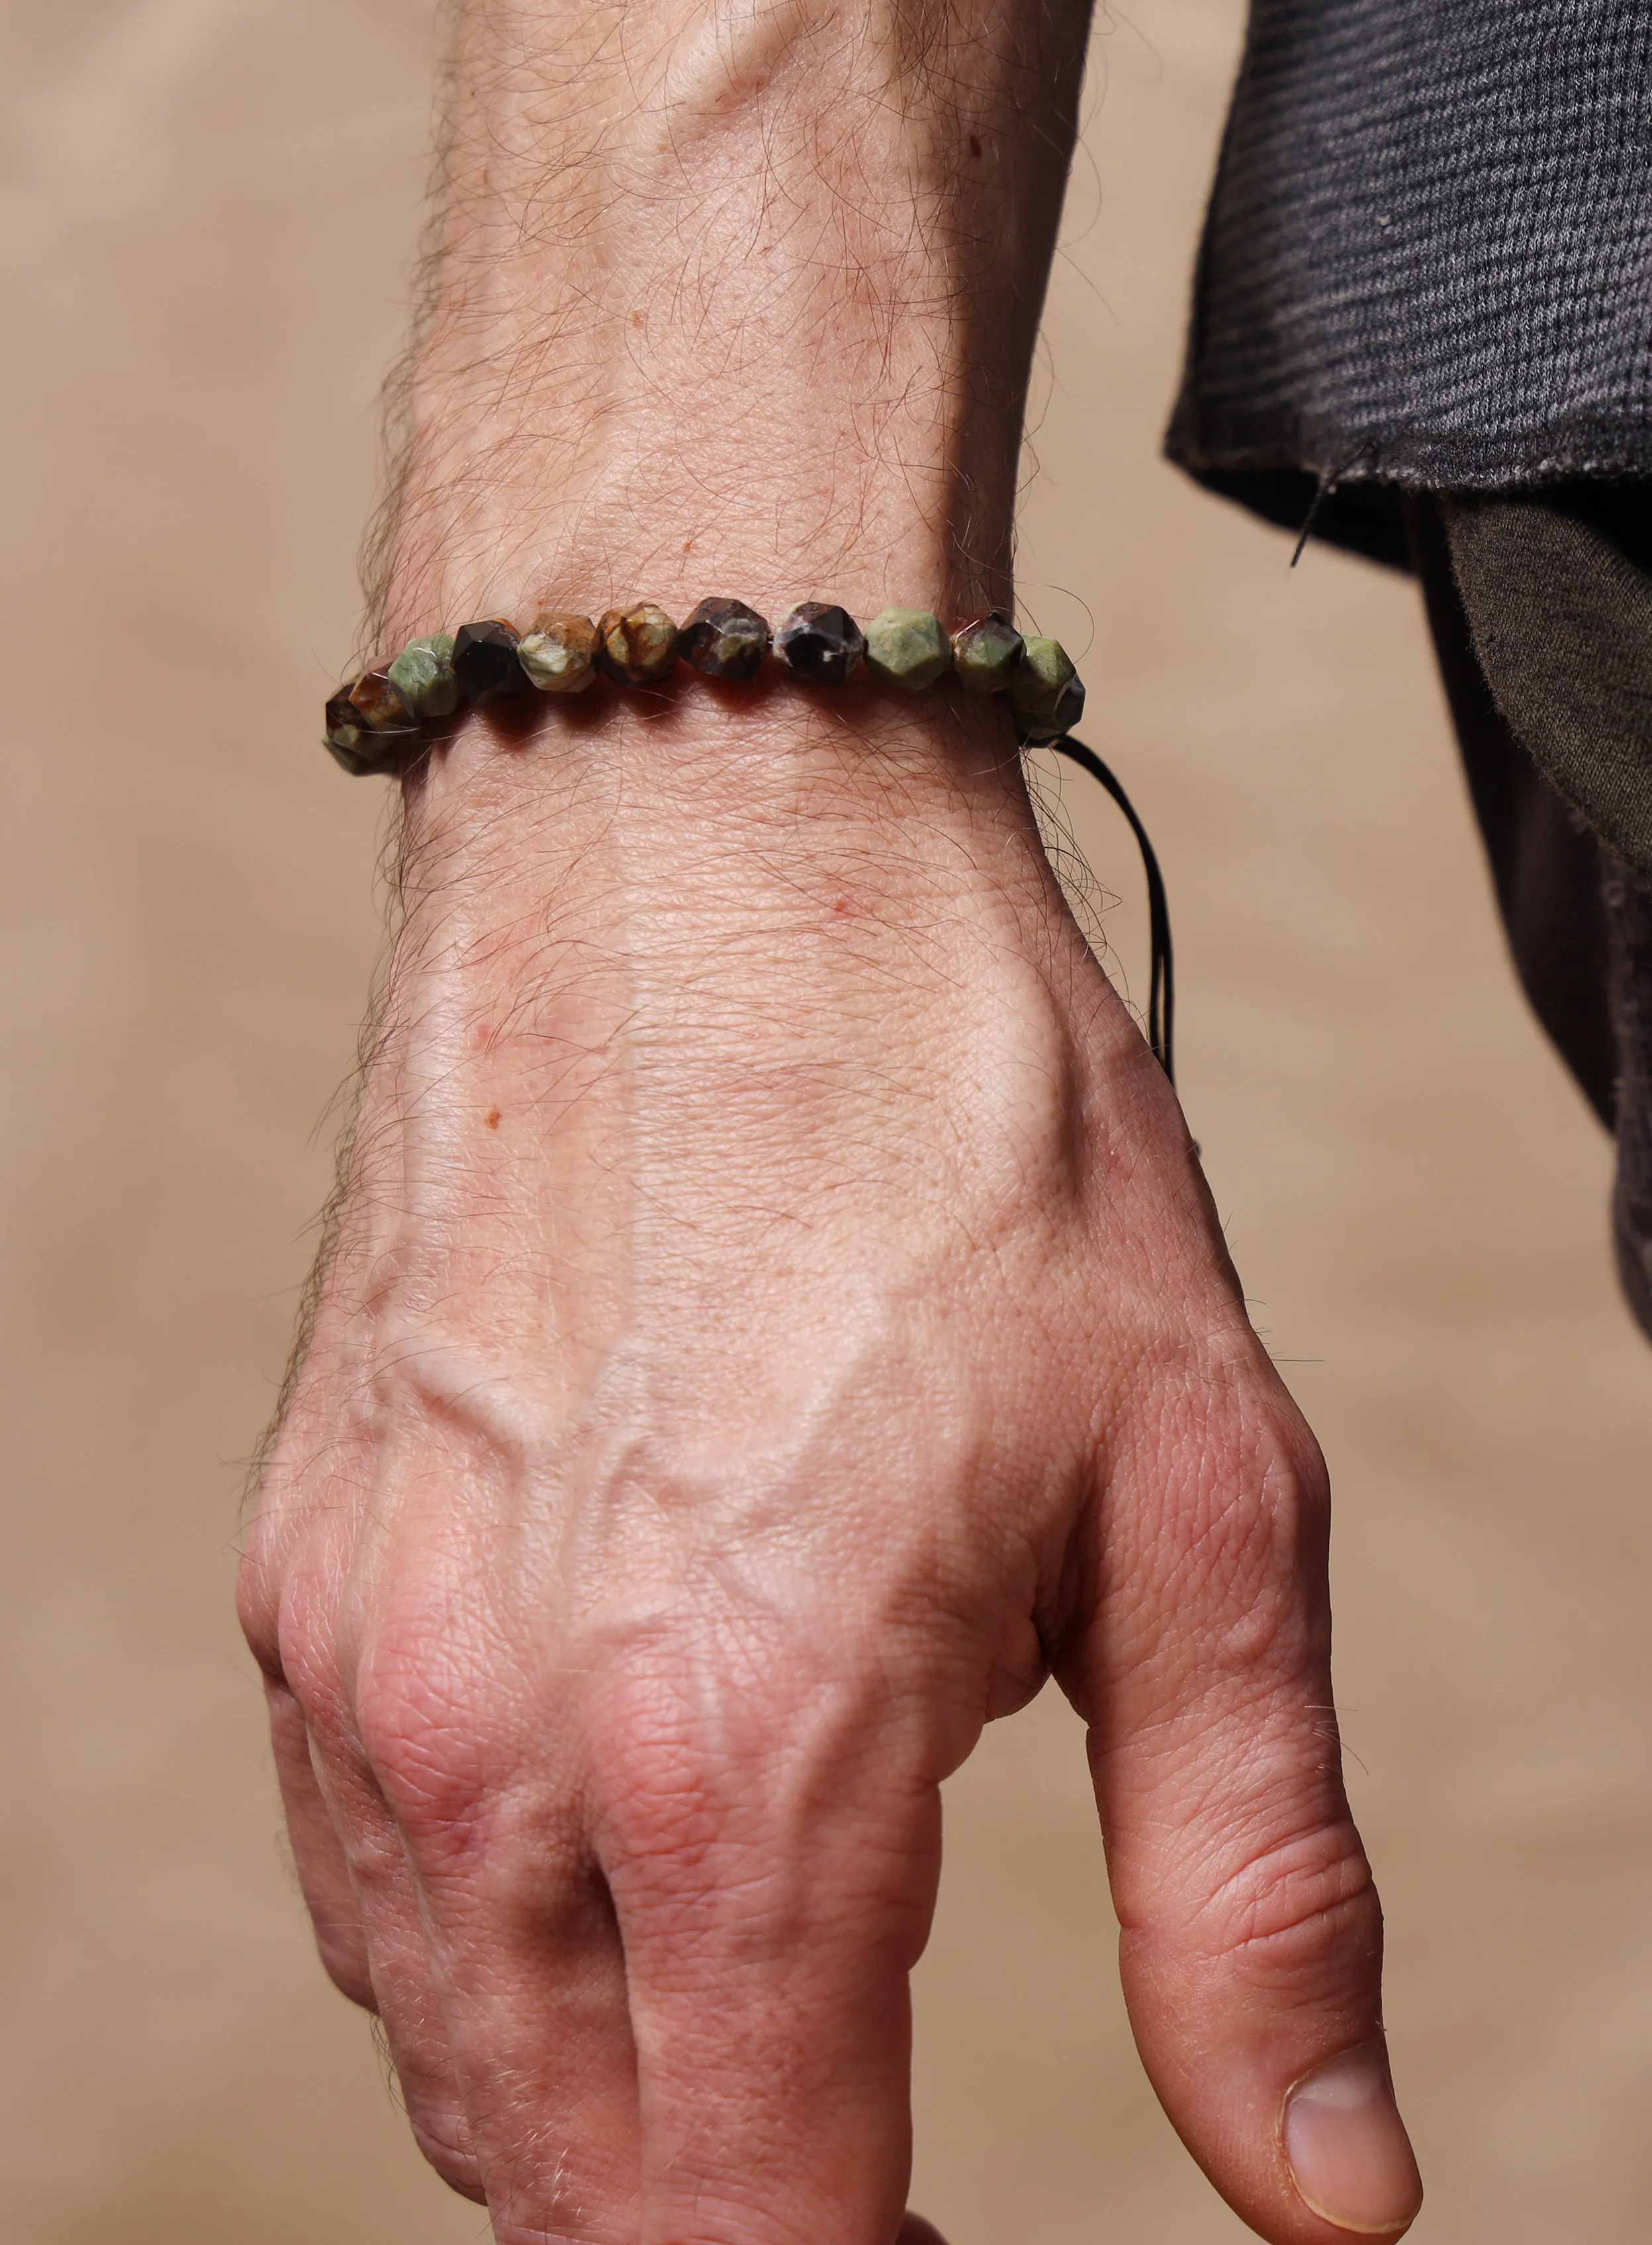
[240,3,1421,2237]
[241,683,1418,2245]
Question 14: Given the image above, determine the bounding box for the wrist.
[355,688,1130,1377]
[396,680,1050,924]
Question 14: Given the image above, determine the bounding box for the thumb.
[1066,1391,1422,2242]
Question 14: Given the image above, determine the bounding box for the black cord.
[1048,734,1176,1088]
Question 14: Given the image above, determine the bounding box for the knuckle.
[273,1590,353,1750]
[238,1416,350,1665]
[236,1528,287,1680]
[1173,1418,1333,1691]
[583,1647,930,1957]
[1212,1421,1326,1578]
[584,1644,820,1930]
[351,1632,496,1851]
[1186,1818,1382,2000]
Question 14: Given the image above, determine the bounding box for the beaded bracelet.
[321,596,1175,1089]
[324,599,1086,776]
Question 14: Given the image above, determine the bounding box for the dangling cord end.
[1047,735,1176,1088]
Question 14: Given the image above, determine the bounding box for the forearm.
[379,0,1092,639]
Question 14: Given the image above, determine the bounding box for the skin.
[239,2,1423,2240]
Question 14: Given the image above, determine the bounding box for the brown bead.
[678,598,770,680]
[596,604,679,684]
[348,668,416,733]
[519,611,600,694]
[453,618,529,703]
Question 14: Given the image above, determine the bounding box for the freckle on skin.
[969,134,983,158]
[487,1109,502,1130]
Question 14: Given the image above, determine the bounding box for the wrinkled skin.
[240,691,1412,2245]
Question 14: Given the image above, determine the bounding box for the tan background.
[4,0,1650,2238]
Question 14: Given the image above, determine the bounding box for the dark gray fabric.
[1410,494,1652,1338]
[1444,490,1652,882]
[1604,861,1652,1330]
[1170,0,1652,565]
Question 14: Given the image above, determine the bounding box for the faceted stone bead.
[324,673,410,774]
[518,611,600,694]
[596,604,679,684]
[388,633,460,719]
[678,598,770,680]
[1015,680,1087,743]
[951,612,1025,693]
[453,619,529,703]
[1045,674,1086,735]
[324,687,383,776]
[350,667,416,733]
[773,603,865,685]
[1010,635,1077,719]
[865,608,951,691]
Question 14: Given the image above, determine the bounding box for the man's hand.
[240,3,1422,2240]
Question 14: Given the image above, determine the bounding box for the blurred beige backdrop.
[4,1,1651,2239]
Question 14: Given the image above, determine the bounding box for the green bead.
[1011,636,1077,719]
[388,633,461,719]
[864,608,951,691]
[951,612,1025,692]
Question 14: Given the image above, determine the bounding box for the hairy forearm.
[379,0,1092,639]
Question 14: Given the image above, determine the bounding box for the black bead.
[678,598,770,681]
[1015,675,1087,745]
[774,603,864,685]
[453,618,528,703]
